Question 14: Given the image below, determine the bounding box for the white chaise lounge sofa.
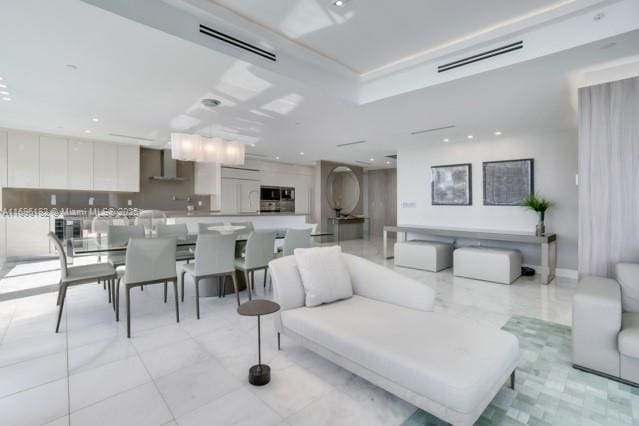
[269,252,520,425]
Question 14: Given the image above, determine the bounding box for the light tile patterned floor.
[0,238,588,425]
[404,316,639,426]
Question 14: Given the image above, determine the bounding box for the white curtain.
[578,77,639,276]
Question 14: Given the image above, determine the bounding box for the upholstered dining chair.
[198,222,223,234]
[156,223,192,301]
[107,224,146,301]
[279,228,312,257]
[135,210,167,235]
[180,233,239,317]
[115,237,179,338]
[48,232,118,333]
[234,230,276,300]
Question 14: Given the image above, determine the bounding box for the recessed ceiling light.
[386,161,391,165]
[467,135,474,139]
[299,152,305,156]
[0,84,6,89]
[201,98,221,108]
[2,97,11,101]
[249,143,256,147]
[275,156,280,160]
[0,91,9,96]
[84,129,91,134]
[92,117,99,122]
[443,138,449,142]
[334,0,344,6]
[0,76,3,81]
[369,158,375,162]
[494,131,502,136]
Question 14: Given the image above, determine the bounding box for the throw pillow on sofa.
[617,263,639,312]
[294,246,353,307]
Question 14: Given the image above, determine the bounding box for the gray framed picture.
[483,159,534,206]
[431,163,472,205]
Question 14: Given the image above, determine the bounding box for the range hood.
[149,149,186,181]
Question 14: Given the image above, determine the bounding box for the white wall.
[397,129,578,270]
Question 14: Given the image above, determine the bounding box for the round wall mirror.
[326,166,360,215]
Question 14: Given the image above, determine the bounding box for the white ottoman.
[454,247,521,284]
[394,240,453,272]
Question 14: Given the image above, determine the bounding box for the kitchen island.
[166,212,311,233]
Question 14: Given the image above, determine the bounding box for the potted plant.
[522,193,553,236]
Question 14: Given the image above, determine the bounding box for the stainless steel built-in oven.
[280,187,295,201]
[260,186,281,201]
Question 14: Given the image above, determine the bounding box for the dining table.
[67,228,332,296]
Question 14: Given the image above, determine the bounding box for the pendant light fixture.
[170,133,245,165]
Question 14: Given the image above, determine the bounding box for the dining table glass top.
[69,230,331,255]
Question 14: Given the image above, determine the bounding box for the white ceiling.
[209,0,566,74]
[1,0,638,169]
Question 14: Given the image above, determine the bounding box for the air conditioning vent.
[410,125,455,135]
[385,154,397,160]
[108,133,155,142]
[437,41,523,73]
[336,140,366,148]
[355,161,370,165]
[199,24,276,62]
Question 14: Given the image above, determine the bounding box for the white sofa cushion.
[294,246,353,307]
[617,263,639,313]
[619,313,639,358]
[281,295,519,415]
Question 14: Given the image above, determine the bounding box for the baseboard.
[573,364,639,388]
[522,264,578,280]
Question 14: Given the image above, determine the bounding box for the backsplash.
[1,148,211,211]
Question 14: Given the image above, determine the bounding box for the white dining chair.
[156,223,192,301]
[234,230,276,300]
[115,237,179,338]
[135,210,167,235]
[180,233,239,317]
[48,232,118,333]
[107,225,146,301]
[198,222,223,234]
[279,228,312,256]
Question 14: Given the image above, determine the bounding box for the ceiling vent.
[108,133,155,142]
[410,125,455,135]
[355,161,371,165]
[336,140,366,148]
[437,41,523,73]
[199,24,276,62]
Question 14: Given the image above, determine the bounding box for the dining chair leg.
[277,332,281,351]
[263,267,267,289]
[140,285,144,292]
[115,278,121,322]
[231,272,240,307]
[112,280,117,312]
[55,285,67,333]
[103,280,106,290]
[56,280,63,306]
[244,270,252,300]
[173,280,180,323]
[107,280,112,304]
[126,286,132,338]
[180,271,186,302]
[163,281,168,303]
[195,277,200,320]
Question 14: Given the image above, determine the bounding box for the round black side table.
[237,299,280,386]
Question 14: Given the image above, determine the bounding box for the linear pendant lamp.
[170,133,245,165]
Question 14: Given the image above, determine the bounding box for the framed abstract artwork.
[431,163,472,205]
[483,158,534,206]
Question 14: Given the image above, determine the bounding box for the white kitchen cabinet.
[240,180,260,213]
[93,142,118,191]
[194,162,221,196]
[39,136,68,189]
[7,130,39,188]
[67,140,93,190]
[221,178,239,214]
[295,183,312,214]
[5,217,51,258]
[0,131,7,188]
[116,144,140,192]
[221,178,259,214]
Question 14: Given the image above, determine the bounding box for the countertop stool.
[237,299,280,386]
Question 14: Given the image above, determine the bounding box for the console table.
[383,225,557,284]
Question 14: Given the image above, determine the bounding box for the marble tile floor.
[0,237,579,425]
